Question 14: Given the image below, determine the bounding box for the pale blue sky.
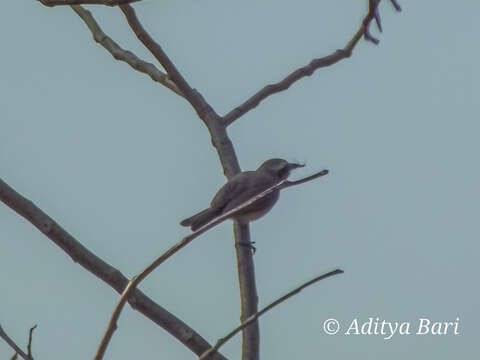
[1,1,478,359]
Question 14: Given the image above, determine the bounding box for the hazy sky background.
[1,1,478,359]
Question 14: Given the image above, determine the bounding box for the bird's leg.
[238,241,256,254]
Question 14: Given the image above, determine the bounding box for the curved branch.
[223,0,401,126]
[71,5,182,96]
[38,0,140,6]
[199,269,344,360]
[0,178,227,360]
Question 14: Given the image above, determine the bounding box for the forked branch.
[222,0,401,125]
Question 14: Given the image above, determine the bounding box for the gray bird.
[180,158,304,231]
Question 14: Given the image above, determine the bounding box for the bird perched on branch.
[180,158,304,231]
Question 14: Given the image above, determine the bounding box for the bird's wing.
[210,171,274,211]
[210,173,249,210]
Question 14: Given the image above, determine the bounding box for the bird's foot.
[238,241,256,254]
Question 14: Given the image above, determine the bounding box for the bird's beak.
[288,162,305,170]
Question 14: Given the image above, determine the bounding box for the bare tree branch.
[11,2,396,358]
[0,324,34,360]
[118,4,241,179]
[0,178,227,360]
[71,5,183,96]
[94,168,329,359]
[27,325,37,360]
[222,0,401,126]
[37,0,140,7]
[119,5,210,120]
[199,269,344,360]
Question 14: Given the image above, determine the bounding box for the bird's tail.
[180,208,218,231]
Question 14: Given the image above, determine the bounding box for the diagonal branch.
[38,0,140,7]
[94,168,329,360]
[0,178,227,360]
[199,269,344,360]
[71,5,182,96]
[222,0,401,126]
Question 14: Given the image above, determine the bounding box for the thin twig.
[222,0,401,125]
[0,325,32,360]
[27,325,37,359]
[94,168,329,360]
[0,178,227,360]
[70,5,182,96]
[199,269,344,360]
[38,0,140,6]
[284,169,329,188]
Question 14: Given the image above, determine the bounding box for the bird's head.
[257,158,304,180]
